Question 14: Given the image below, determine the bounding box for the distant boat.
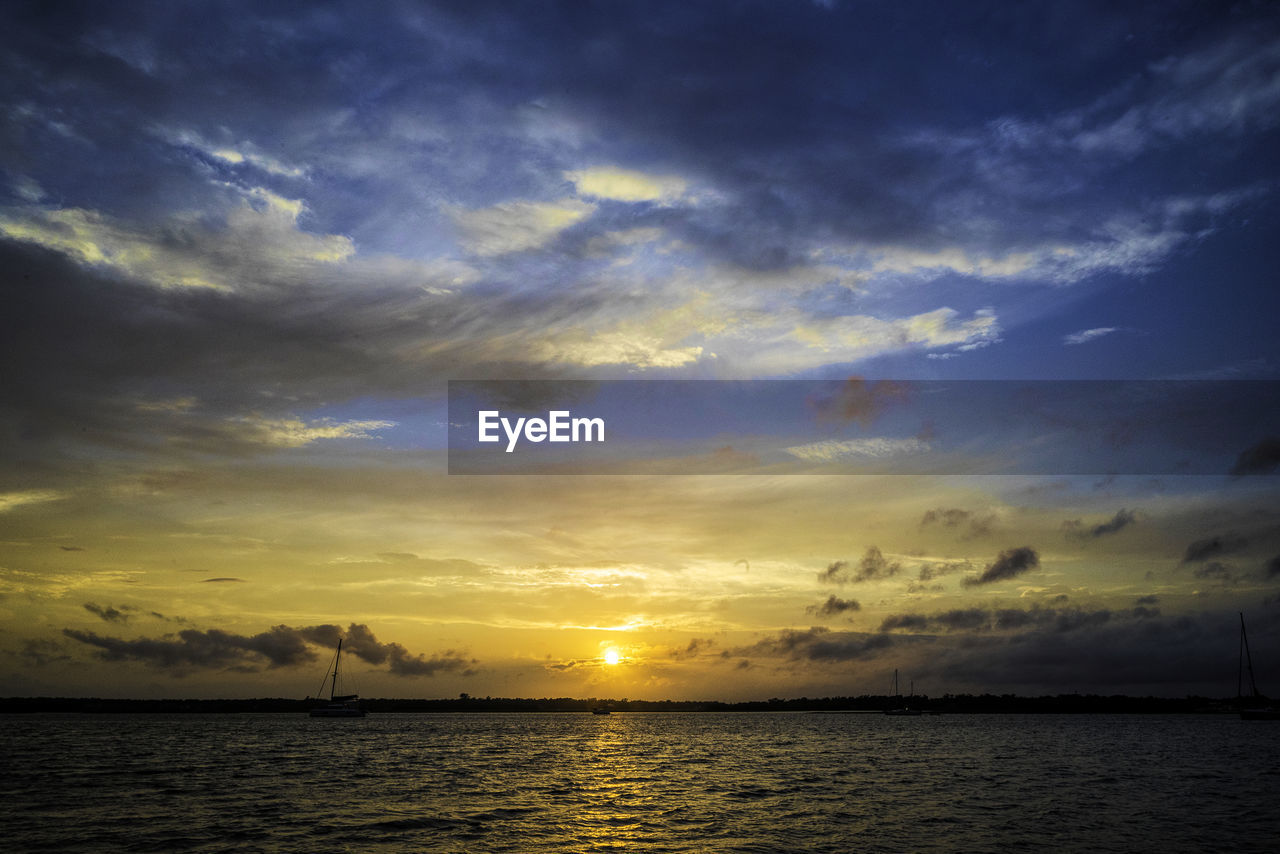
[1237,613,1279,720]
[591,708,611,715]
[884,668,923,716]
[308,638,367,718]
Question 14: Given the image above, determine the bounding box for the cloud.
[61,621,471,677]
[0,191,355,292]
[533,328,704,369]
[1068,37,1280,154]
[879,613,930,632]
[63,625,316,671]
[452,198,595,255]
[819,547,901,584]
[230,415,395,448]
[1064,508,1137,540]
[817,560,848,584]
[862,245,1039,279]
[160,128,307,178]
[0,490,65,513]
[730,627,892,663]
[962,546,1040,586]
[1231,438,1280,475]
[1063,327,1119,345]
[805,595,861,617]
[1192,562,1237,584]
[83,602,132,623]
[878,604,1153,634]
[921,508,995,539]
[21,638,71,667]
[1090,508,1137,537]
[669,638,715,659]
[917,560,968,582]
[201,577,246,583]
[795,308,1002,360]
[332,623,471,677]
[852,547,901,583]
[784,437,931,464]
[1181,533,1248,563]
[566,167,687,204]
[907,609,1231,693]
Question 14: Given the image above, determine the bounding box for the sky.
[2,0,1280,701]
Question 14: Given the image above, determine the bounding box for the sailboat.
[1237,613,1279,720]
[308,638,367,718]
[884,668,922,716]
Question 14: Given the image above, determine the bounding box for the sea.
[3,712,1278,852]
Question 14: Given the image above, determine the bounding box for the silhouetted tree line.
[0,693,1244,714]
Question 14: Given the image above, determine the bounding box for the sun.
[603,648,621,666]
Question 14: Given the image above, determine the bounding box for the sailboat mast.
[893,668,899,697]
[1240,612,1260,698]
[331,638,343,701]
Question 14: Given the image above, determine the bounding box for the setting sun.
[603,648,621,666]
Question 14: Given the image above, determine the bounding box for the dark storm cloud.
[933,609,992,631]
[321,623,471,677]
[4,1,1275,276]
[61,621,471,676]
[83,602,132,623]
[805,633,895,662]
[1181,533,1248,563]
[917,611,1247,694]
[879,613,930,632]
[0,2,1276,465]
[1267,556,1280,578]
[962,547,1039,586]
[732,627,893,663]
[63,625,316,670]
[340,623,425,673]
[0,235,596,475]
[806,595,861,618]
[297,624,345,650]
[1231,438,1280,475]
[1064,508,1137,540]
[879,604,1156,635]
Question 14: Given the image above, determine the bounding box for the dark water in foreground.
[3,712,1279,852]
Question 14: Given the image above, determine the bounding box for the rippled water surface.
[4,712,1279,852]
